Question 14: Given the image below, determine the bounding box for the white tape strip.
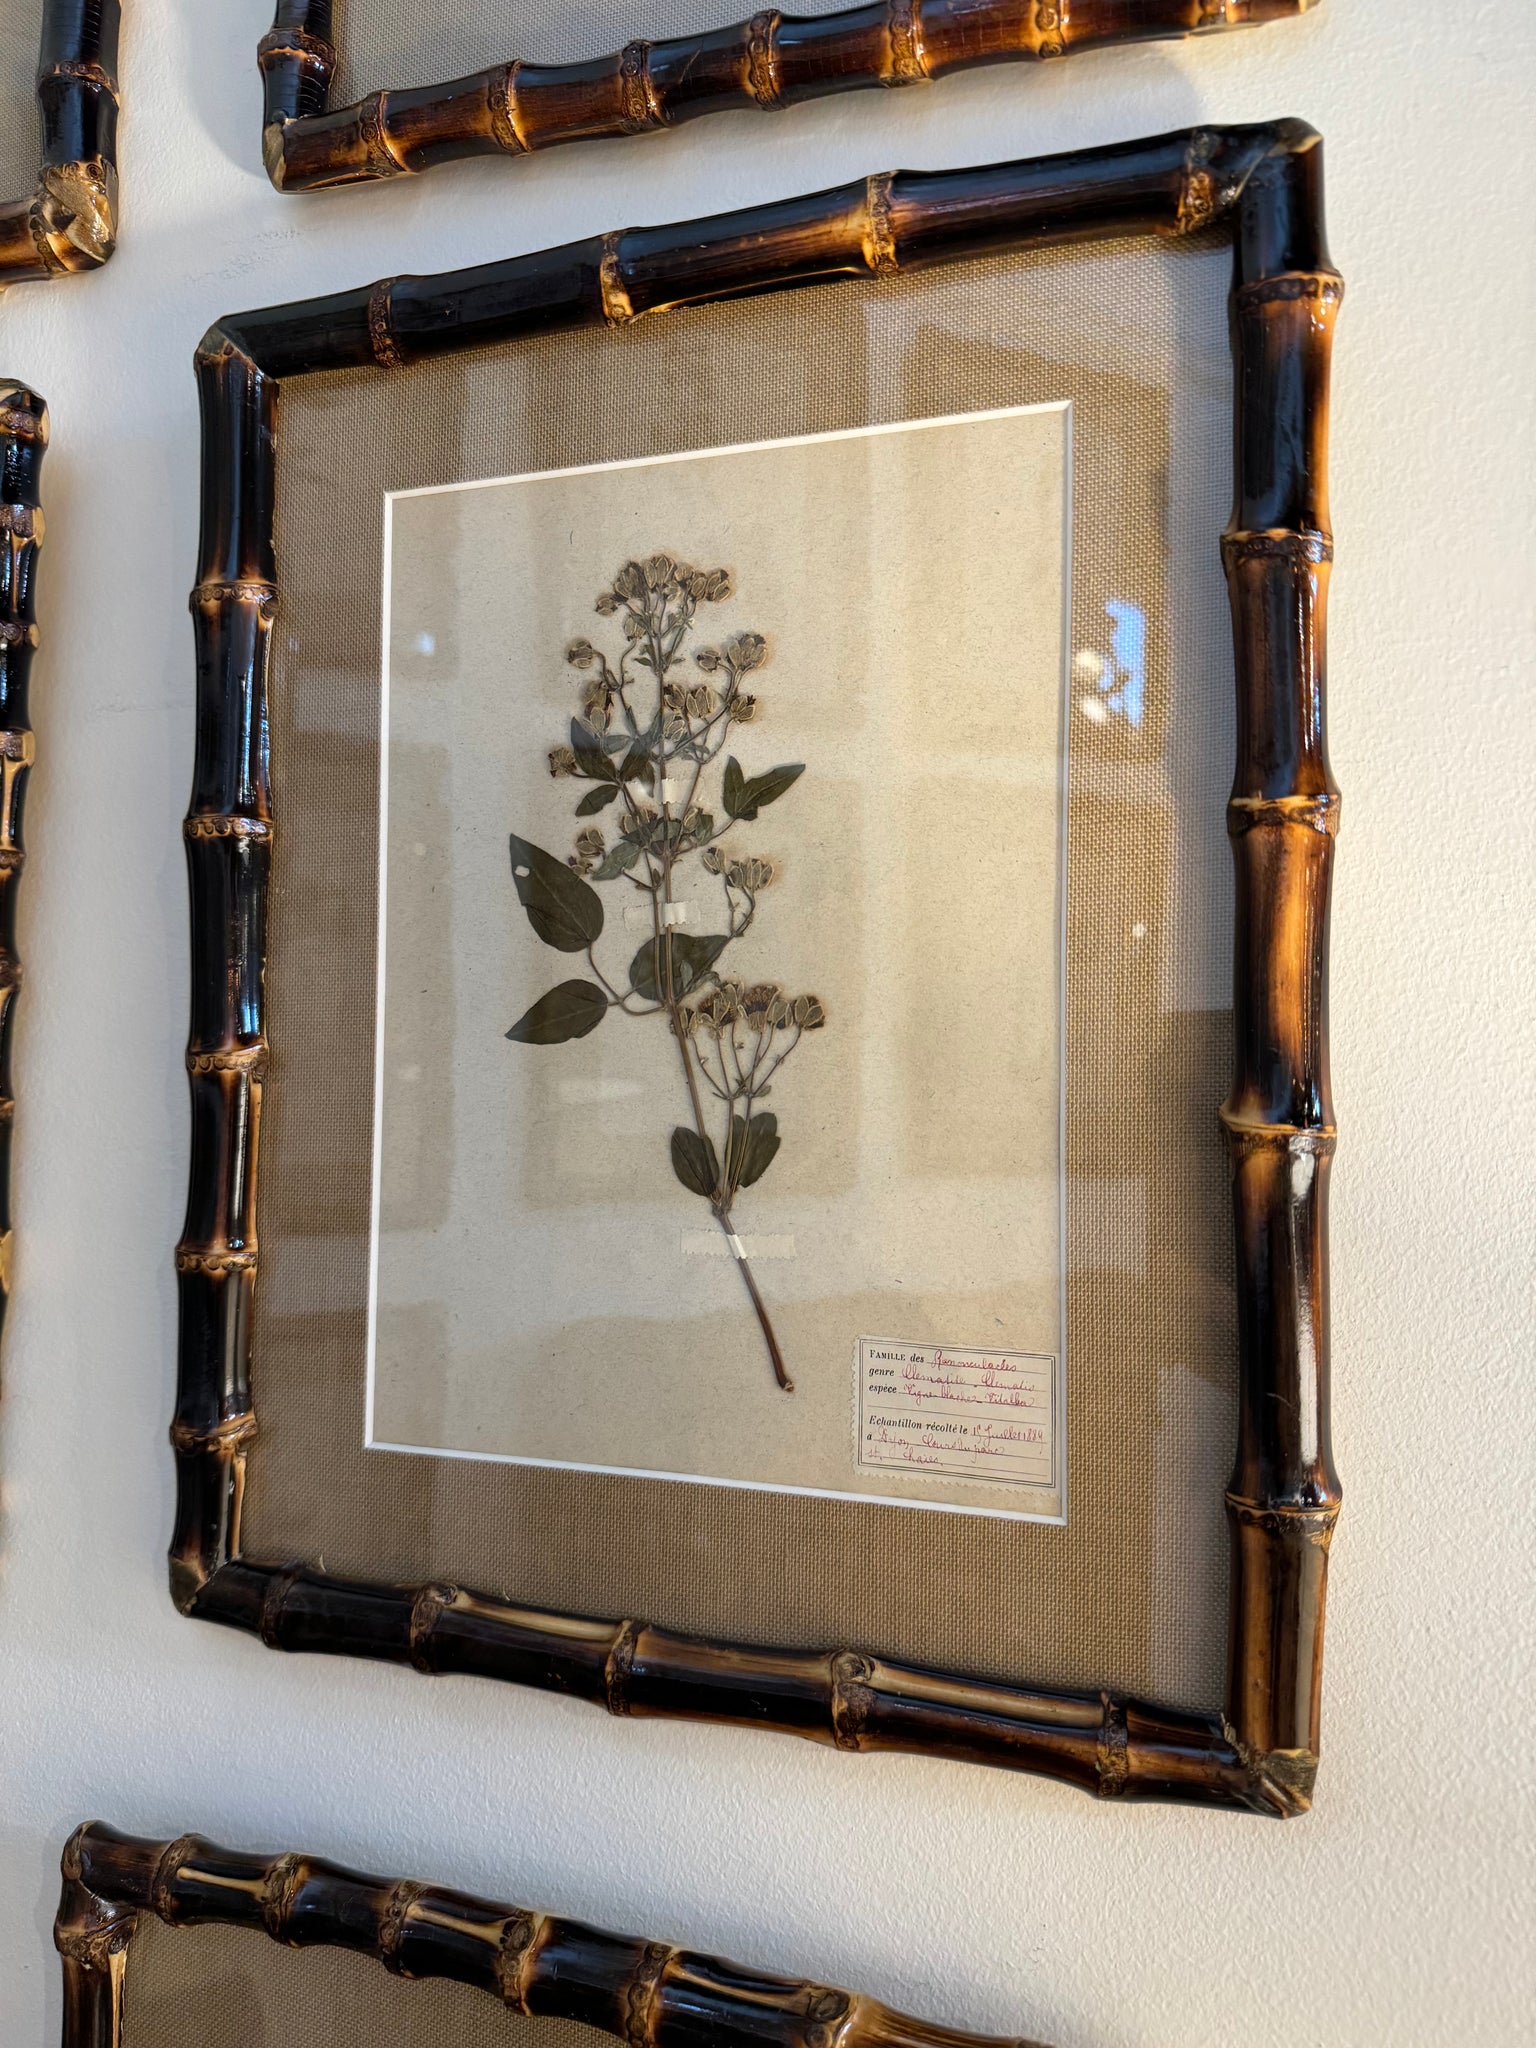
[623,900,694,930]
[680,1232,797,1260]
[659,777,687,805]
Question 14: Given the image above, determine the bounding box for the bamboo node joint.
[259,1851,309,1936]
[745,13,781,106]
[368,278,405,368]
[496,1910,543,2012]
[1095,1692,1129,1795]
[829,1650,876,1750]
[1032,2,1067,59]
[617,42,666,131]
[490,64,529,155]
[863,172,899,277]
[1234,269,1344,312]
[408,1581,459,1670]
[379,1880,427,1969]
[886,0,930,82]
[605,1617,641,1713]
[599,235,637,327]
[623,1941,674,2045]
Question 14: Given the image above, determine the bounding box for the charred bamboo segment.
[0,385,45,1368]
[180,121,1342,1817]
[60,1824,1047,2047]
[171,332,277,1611]
[260,0,1318,191]
[0,0,121,285]
[1218,128,1343,1795]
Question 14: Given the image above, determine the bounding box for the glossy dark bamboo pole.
[169,330,274,1612]
[0,386,45,1368]
[259,0,1319,192]
[1218,125,1342,1802]
[176,121,1341,1817]
[58,1824,1050,2048]
[0,0,121,285]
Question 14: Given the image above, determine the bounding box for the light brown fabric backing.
[245,238,1239,1710]
[120,1914,609,2048]
[0,0,42,202]
[334,0,851,101]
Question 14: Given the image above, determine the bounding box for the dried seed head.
[644,553,677,592]
[631,801,659,824]
[548,745,578,777]
[683,569,709,600]
[694,648,722,674]
[704,569,733,602]
[701,846,727,874]
[614,561,646,600]
[661,712,687,742]
[565,638,597,669]
[727,632,767,672]
[747,858,776,890]
[662,682,687,710]
[742,982,781,1021]
[622,612,645,642]
[766,995,791,1027]
[567,854,595,876]
[728,694,759,723]
[793,995,827,1029]
[686,685,717,718]
[594,590,620,615]
[575,827,605,858]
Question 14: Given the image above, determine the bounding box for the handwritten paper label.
[856,1338,1055,1489]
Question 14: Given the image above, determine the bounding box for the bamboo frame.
[175,119,1343,1818]
[0,1,120,286]
[258,0,1319,193]
[0,385,45,1358]
[56,1822,1051,2047]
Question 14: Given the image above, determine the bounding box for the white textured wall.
[2,2,1533,2041]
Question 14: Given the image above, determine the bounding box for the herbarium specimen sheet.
[373,405,1070,1520]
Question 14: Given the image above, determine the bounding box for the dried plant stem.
[659,839,792,1390]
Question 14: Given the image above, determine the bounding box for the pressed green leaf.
[722,755,747,819]
[569,717,615,780]
[505,979,608,1045]
[733,762,804,821]
[575,785,620,816]
[591,838,642,882]
[670,1125,720,1200]
[629,931,730,1002]
[508,833,605,952]
[731,1111,781,1188]
[618,746,655,787]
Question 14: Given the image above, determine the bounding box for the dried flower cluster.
[504,553,823,1391]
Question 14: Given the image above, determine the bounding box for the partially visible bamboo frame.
[0,384,45,1355]
[56,1823,1050,2047]
[258,0,1319,193]
[175,119,1343,1818]
[0,1,120,286]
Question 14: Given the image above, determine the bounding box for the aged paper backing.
[371,406,1070,1519]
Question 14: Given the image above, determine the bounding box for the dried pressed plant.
[505,553,823,1391]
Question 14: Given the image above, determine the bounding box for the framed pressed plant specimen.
[0,384,45,1355]
[0,1,120,286]
[176,118,1343,1816]
[257,0,1320,193]
[56,1823,1050,2047]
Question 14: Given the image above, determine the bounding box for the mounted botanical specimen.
[506,553,821,1391]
